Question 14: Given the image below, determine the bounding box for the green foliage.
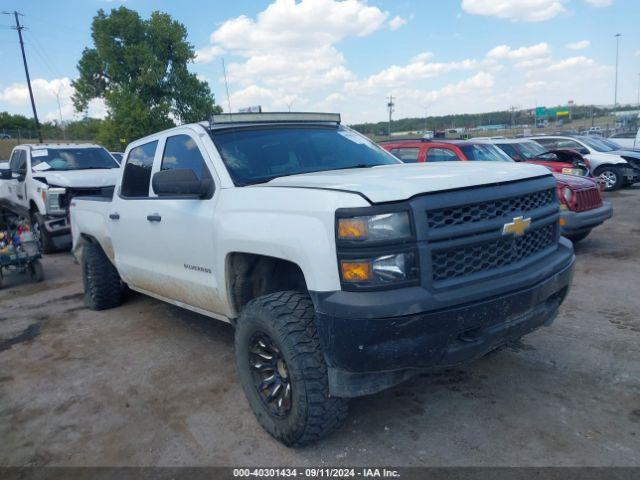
[0,112,33,131]
[72,7,221,149]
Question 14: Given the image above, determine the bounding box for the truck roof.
[16,143,105,150]
[203,112,341,131]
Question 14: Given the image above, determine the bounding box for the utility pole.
[3,11,42,143]
[614,33,621,113]
[387,94,394,136]
[55,88,66,140]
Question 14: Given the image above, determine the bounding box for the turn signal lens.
[340,260,372,282]
[338,218,367,239]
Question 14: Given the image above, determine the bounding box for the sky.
[0,0,639,125]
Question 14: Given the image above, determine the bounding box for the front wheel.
[595,166,623,191]
[234,291,348,447]
[32,213,56,254]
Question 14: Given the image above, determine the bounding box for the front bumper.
[560,201,613,237]
[43,214,72,248]
[312,243,575,398]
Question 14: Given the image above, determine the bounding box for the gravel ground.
[1,187,639,467]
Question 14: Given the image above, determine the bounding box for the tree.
[72,7,221,149]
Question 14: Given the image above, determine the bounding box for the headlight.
[43,188,66,215]
[340,252,418,285]
[562,187,573,204]
[337,211,411,242]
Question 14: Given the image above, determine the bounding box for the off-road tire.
[82,242,123,310]
[234,291,348,447]
[595,166,623,191]
[32,213,56,254]
[28,259,44,282]
[565,231,591,243]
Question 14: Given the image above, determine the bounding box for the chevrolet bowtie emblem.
[502,216,531,236]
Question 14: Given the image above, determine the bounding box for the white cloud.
[584,0,613,6]
[461,0,567,22]
[635,49,640,57]
[565,40,590,50]
[515,57,552,69]
[388,15,408,30]
[0,77,107,122]
[348,57,478,92]
[195,45,224,64]
[207,0,388,55]
[487,42,551,60]
[545,56,596,71]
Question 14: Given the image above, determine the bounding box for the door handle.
[146,214,162,222]
[109,213,120,220]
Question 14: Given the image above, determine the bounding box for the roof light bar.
[209,112,341,125]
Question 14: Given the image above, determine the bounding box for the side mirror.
[16,173,26,182]
[579,148,589,155]
[152,168,213,198]
[0,168,11,180]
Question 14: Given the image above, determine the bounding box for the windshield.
[597,138,623,150]
[515,141,549,159]
[30,147,119,171]
[210,126,399,186]
[460,144,512,161]
[576,136,616,153]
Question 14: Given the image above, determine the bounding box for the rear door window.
[426,148,461,162]
[121,141,158,198]
[389,147,420,163]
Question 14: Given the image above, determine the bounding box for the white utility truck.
[0,144,120,252]
[70,113,575,446]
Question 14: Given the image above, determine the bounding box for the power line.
[2,10,42,143]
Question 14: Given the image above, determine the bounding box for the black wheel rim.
[248,332,292,417]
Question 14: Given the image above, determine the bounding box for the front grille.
[573,188,602,212]
[426,188,555,229]
[432,224,555,282]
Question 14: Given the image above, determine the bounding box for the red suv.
[380,139,612,243]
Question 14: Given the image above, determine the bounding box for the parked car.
[0,133,11,140]
[527,135,639,191]
[0,144,120,252]
[70,112,574,446]
[608,128,639,150]
[381,139,612,243]
[473,138,590,176]
[110,152,123,163]
[379,138,513,163]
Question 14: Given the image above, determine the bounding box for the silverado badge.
[502,216,531,237]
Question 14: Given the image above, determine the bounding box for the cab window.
[389,147,420,163]
[10,150,27,174]
[427,148,461,162]
[160,134,211,180]
[121,141,158,198]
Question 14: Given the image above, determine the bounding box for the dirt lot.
[1,187,639,467]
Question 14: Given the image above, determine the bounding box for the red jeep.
[380,138,612,243]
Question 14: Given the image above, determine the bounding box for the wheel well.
[227,253,308,316]
[594,164,618,173]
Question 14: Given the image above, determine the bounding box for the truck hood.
[32,169,120,188]
[263,162,551,203]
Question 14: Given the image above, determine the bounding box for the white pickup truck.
[70,113,575,446]
[0,144,120,252]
